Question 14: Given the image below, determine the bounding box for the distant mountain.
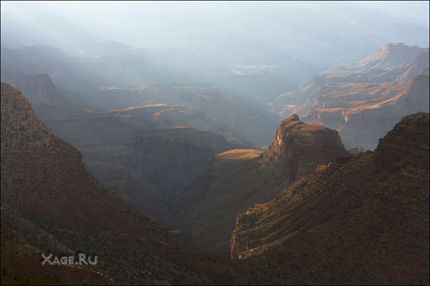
[0,45,173,90]
[1,82,234,284]
[270,43,429,149]
[1,45,280,147]
[353,43,426,73]
[231,112,429,284]
[175,114,347,255]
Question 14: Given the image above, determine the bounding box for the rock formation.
[1,82,234,284]
[231,112,429,285]
[263,114,348,182]
[183,114,347,255]
[270,43,429,149]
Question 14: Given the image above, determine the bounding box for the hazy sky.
[1,1,429,64]
[1,1,429,100]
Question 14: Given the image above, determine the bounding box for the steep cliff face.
[1,82,163,236]
[231,112,429,285]
[184,115,347,255]
[263,114,348,182]
[1,82,234,285]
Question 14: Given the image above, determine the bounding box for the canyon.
[1,34,429,286]
[1,83,235,284]
[2,80,429,284]
[2,1,430,284]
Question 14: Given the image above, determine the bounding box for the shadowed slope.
[232,112,429,285]
[1,82,235,284]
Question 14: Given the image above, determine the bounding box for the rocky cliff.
[184,115,347,255]
[1,82,234,284]
[231,112,429,284]
[263,114,348,182]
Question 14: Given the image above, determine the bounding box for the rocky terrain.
[0,75,240,218]
[1,82,235,284]
[231,112,429,284]
[2,81,429,285]
[2,3,429,283]
[270,43,429,149]
[262,114,349,182]
[178,114,347,255]
[1,224,112,285]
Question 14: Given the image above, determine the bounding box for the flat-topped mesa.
[264,114,348,182]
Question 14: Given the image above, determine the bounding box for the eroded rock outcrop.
[263,114,348,182]
[185,115,347,255]
[231,112,429,285]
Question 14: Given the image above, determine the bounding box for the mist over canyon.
[1,1,429,285]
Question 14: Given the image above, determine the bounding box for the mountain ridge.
[231,112,429,284]
[270,43,429,149]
